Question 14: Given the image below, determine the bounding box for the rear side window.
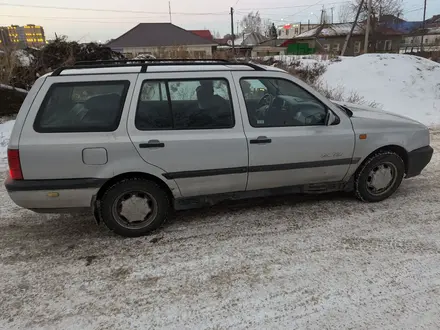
[34,81,130,133]
[135,79,234,130]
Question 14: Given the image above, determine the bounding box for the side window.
[34,81,129,133]
[168,81,198,101]
[136,81,172,130]
[140,81,167,101]
[240,78,327,128]
[135,79,234,130]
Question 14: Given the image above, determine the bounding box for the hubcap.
[366,162,397,196]
[112,191,158,229]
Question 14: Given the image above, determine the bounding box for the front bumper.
[406,145,434,178]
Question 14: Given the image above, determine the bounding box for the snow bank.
[319,54,440,126]
[13,49,34,67]
[270,54,330,65]
[0,120,15,170]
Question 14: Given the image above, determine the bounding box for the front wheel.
[100,178,170,237]
[355,151,405,202]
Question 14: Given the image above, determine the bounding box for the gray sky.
[0,0,438,42]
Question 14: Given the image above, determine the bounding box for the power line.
[236,0,328,21]
[283,0,327,19]
[0,2,228,16]
[0,14,170,20]
[0,14,170,23]
[403,7,424,14]
[236,1,350,11]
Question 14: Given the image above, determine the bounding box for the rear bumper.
[4,176,104,211]
[406,145,434,178]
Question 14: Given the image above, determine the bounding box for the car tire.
[355,151,405,202]
[100,178,170,237]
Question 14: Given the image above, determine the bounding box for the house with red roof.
[189,30,214,41]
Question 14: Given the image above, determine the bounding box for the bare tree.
[338,3,354,23]
[241,11,263,34]
[350,0,403,21]
[349,0,403,51]
[211,30,222,39]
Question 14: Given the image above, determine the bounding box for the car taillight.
[7,149,23,180]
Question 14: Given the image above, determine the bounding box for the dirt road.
[1,133,440,330]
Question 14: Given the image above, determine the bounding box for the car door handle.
[139,140,165,148]
[250,136,272,144]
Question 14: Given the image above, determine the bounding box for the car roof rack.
[51,58,265,76]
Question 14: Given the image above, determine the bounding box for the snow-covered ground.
[319,54,440,127]
[260,54,331,68]
[0,120,14,170]
[0,132,440,329]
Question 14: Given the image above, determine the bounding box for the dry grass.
[0,49,19,86]
[313,82,380,108]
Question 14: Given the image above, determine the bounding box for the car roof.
[45,62,287,77]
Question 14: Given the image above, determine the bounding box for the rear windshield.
[34,81,130,133]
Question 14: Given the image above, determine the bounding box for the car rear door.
[232,71,356,191]
[127,70,248,197]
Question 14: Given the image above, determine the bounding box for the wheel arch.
[358,145,409,175]
[344,144,409,192]
[95,172,176,205]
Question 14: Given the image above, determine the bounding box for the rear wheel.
[100,178,170,237]
[355,151,405,202]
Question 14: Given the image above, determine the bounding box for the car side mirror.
[326,109,340,126]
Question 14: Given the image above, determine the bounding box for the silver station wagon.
[4,59,433,237]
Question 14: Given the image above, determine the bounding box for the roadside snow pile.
[0,120,14,170]
[264,55,330,69]
[319,54,440,126]
[13,49,35,67]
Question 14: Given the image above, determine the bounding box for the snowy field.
[1,132,440,329]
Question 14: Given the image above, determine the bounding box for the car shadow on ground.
[172,191,354,223]
[1,191,356,251]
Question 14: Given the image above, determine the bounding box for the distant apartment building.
[0,24,46,48]
[0,27,12,48]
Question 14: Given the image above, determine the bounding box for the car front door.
[233,71,356,191]
[127,71,248,197]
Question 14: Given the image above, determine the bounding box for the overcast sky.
[1,0,438,42]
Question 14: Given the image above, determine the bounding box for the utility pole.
[168,2,172,23]
[341,0,364,56]
[364,0,372,53]
[331,7,334,24]
[230,7,235,56]
[420,0,427,53]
